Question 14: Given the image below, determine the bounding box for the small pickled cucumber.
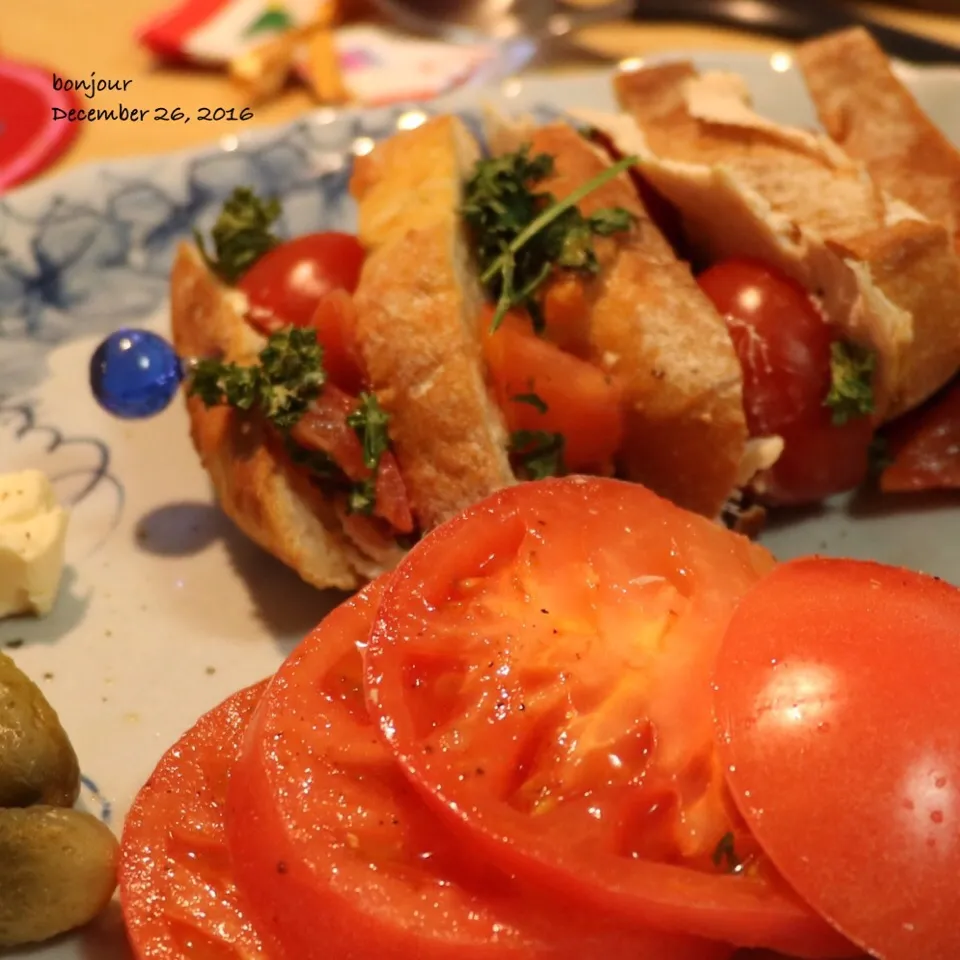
[0,805,119,947]
[0,651,80,807]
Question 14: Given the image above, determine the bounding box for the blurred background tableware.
[369,0,960,63]
[3,0,960,189]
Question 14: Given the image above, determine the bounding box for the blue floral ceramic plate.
[1,53,959,959]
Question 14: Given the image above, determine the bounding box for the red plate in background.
[0,59,81,192]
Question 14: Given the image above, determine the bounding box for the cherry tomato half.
[713,557,960,960]
[240,232,365,330]
[227,578,719,960]
[364,476,853,956]
[697,259,872,504]
[120,681,282,959]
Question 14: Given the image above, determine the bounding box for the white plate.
[1,50,958,959]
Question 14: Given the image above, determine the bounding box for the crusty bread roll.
[797,27,960,250]
[486,115,750,518]
[170,243,402,591]
[574,61,960,420]
[349,116,516,530]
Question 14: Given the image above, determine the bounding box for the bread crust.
[349,116,516,530]
[520,123,748,518]
[611,62,960,419]
[797,27,960,247]
[169,242,401,591]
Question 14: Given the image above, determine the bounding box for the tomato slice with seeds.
[120,681,283,959]
[364,477,856,957]
[227,578,725,960]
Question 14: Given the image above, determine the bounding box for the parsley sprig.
[462,146,639,332]
[346,392,392,515]
[825,341,876,425]
[189,327,326,430]
[510,429,565,480]
[195,186,282,284]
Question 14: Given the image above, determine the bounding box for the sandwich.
[169,35,960,590]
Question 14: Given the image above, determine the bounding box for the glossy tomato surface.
[364,477,854,956]
[697,259,872,503]
[227,578,721,960]
[713,557,960,960]
[240,232,365,329]
[120,681,281,959]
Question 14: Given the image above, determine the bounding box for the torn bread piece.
[485,113,753,518]
[349,115,516,530]
[170,243,402,591]
[797,27,960,249]
[582,61,960,420]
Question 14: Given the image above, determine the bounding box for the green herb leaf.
[348,477,377,516]
[187,326,326,431]
[712,832,742,873]
[511,392,549,414]
[510,429,565,480]
[346,392,391,472]
[195,186,282,284]
[462,146,638,333]
[825,341,876,425]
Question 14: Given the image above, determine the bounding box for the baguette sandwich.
[170,36,960,590]
[170,111,769,589]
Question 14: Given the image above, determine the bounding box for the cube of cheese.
[0,470,70,619]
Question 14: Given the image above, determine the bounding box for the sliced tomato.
[290,383,414,533]
[880,378,960,492]
[697,259,873,504]
[482,309,625,473]
[227,578,721,960]
[364,477,853,956]
[309,288,366,395]
[240,232,365,330]
[713,558,960,960]
[540,274,592,356]
[120,681,283,959]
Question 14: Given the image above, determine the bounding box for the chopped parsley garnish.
[195,186,282,284]
[462,145,638,333]
[189,326,325,431]
[347,392,391,472]
[348,478,377,516]
[825,341,876,425]
[712,832,742,874]
[345,392,392,516]
[511,392,549,414]
[510,429,565,480]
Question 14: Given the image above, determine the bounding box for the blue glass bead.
[90,329,185,419]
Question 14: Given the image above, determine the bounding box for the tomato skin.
[697,259,873,504]
[482,309,625,473]
[310,288,366,395]
[120,681,283,960]
[713,558,960,960]
[364,476,853,956]
[290,383,414,533]
[880,378,960,492]
[239,232,365,330]
[227,579,720,960]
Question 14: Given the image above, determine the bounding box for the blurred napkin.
[137,0,509,103]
